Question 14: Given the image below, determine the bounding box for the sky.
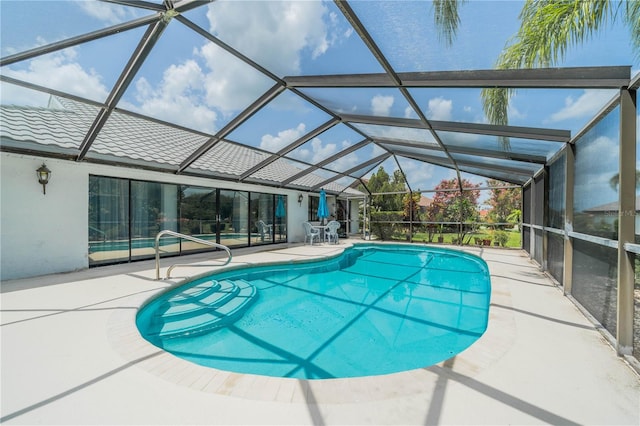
[1,0,638,207]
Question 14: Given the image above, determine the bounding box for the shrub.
[494,230,509,247]
[371,211,403,240]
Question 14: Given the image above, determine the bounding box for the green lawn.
[399,229,522,248]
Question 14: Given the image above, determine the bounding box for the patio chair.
[302,221,321,245]
[256,220,273,242]
[324,220,341,244]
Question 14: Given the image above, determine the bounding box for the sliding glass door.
[88,176,129,265]
[131,181,179,260]
[219,190,249,247]
[89,176,287,266]
[179,186,217,254]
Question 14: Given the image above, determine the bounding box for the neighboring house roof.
[418,195,433,209]
[0,96,363,197]
[582,196,640,213]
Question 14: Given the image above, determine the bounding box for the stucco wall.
[1,153,88,280]
[1,152,309,280]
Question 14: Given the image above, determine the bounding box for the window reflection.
[572,239,618,336]
[88,176,129,265]
[250,193,274,245]
[547,233,564,285]
[219,190,249,247]
[547,153,565,229]
[131,181,179,260]
[573,107,620,239]
[89,176,286,266]
[179,186,217,253]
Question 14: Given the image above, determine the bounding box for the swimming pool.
[136,243,491,379]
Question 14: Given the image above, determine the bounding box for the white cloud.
[189,0,339,116]
[427,97,452,121]
[260,123,306,153]
[371,95,394,116]
[357,124,437,144]
[507,102,526,120]
[197,42,274,114]
[446,132,480,144]
[574,134,619,210]
[2,49,110,103]
[549,90,615,122]
[206,0,330,76]
[75,0,137,24]
[325,140,362,171]
[294,137,338,163]
[131,60,218,133]
[371,144,387,157]
[404,106,417,119]
[397,158,435,191]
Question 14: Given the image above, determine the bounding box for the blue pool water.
[136,244,491,379]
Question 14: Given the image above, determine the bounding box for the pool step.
[165,280,223,304]
[157,280,238,319]
[148,279,258,339]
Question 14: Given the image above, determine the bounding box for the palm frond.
[625,0,640,60]
[482,0,617,150]
[507,0,613,68]
[481,87,513,150]
[432,0,467,46]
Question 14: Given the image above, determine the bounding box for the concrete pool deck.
[2,241,639,425]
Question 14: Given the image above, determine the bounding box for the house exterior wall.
[1,153,88,280]
[0,152,307,280]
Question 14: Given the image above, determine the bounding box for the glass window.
[131,181,179,260]
[219,190,249,248]
[179,185,217,254]
[573,106,620,239]
[523,183,532,225]
[547,232,564,285]
[523,227,531,254]
[250,193,275,245]
[89,178,294,267]
[522,182,532,254]
[634,254,640,361]
[533,173,544,226]
[533,229,543,265]
[335,199,348,235]
[547,153,566,229]
[572,239,618,336]
[274,195,288,243]
[88,176,129,266]
[308,195,320,222]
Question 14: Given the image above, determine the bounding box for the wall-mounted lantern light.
[297,193,304,205]
[36,163,51,194]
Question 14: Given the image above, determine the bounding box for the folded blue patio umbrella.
[317,189,330,225]
[275,195,286,218]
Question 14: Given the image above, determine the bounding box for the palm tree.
[609,171,640,192]
[483,0,640,129]
[433,0,468,46]
[432,1,640,129]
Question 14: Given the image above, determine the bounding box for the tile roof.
[0,96,363,196]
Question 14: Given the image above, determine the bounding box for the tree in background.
[360,166,407,239]
[486,179,521,227]
[403,192,421,221]
[431,178,480,243]
[431,178,480,221]
[364,166,405,211]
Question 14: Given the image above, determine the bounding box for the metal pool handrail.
[155,230,232,280]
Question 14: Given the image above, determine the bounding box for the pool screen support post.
[616,87,636,356]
